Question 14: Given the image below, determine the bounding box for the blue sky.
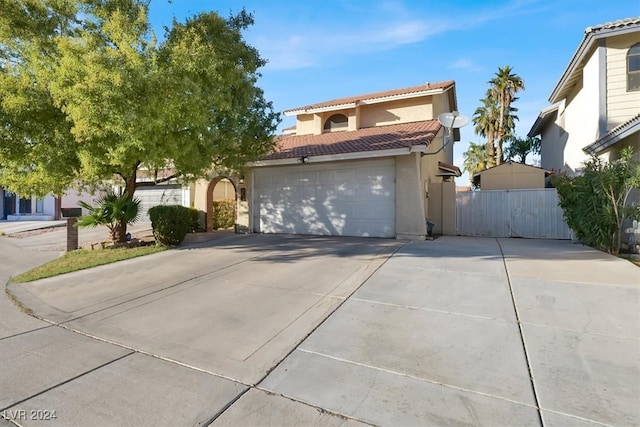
[148,0,640,184]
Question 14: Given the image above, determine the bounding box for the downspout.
[598,38,607,138]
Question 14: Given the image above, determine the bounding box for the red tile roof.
[284,81,455,114]
[261,120,442,160]
[438,161,462,176]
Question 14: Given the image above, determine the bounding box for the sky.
[147,0,640,185]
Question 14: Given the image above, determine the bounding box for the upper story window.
[323,114,348,132]
[628,43,640,91]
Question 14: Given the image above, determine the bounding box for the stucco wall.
[212,179,235,200]
[479,163,545,190]
[539,109,567,172]
[561,49,601,172]
[295,114,315,135]
[606,33,640,128]
[395,153,427,239]
[359,97,432,128]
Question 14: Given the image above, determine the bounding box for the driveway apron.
[2,230,639,426]
[261,236,640,427]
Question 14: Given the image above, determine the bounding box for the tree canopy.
[0,0,280,197]
[472,66,523,167]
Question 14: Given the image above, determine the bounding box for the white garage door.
[254,159,395,238]
[136,185,183,222]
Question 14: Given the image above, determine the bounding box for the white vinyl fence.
[456,188,572,239]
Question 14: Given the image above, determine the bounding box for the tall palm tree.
[472,93,499,167]
[489,66,525,165]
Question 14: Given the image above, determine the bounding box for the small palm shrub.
[78,190,141,244]
[148,205,193,246]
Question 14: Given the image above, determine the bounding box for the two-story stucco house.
[528,18,640,172]
[235,81,462,240]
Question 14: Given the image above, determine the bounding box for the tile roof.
[260,120,441,161]
[586,17,640,33]
[284,81,455,114]
[583,114,640,155]
[437,161,462,177]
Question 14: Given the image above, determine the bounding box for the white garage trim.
[252,158,395,238]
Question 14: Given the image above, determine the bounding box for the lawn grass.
[9,245,168,283]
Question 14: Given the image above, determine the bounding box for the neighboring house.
[1,187,61,221]
[473,162,548,190]
[528,17,640,247]
[0,187,102,221]
[239,81,462,240]
[528,17,640,172]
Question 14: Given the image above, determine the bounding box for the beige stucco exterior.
[530,20,640,249]
[478,162,546,191]
[531,24,640,173]
[244,83,460,240]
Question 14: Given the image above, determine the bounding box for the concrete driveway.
[1,226,639,426]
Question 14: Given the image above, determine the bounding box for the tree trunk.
[487,136,496,168]
[113,222,127,244]
[120,163,140,243]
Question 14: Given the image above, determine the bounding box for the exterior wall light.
[299,156,309,164]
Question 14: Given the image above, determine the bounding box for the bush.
[148,205,193,246]
[212,199,236,230]
[188,208,201,232]
[552,147,640,254]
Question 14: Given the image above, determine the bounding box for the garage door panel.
[255,159,395,238]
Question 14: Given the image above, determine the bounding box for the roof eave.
[247,146,418,167]
[549,24,640,103]
[582,117,640,155]
[527,102,561,137]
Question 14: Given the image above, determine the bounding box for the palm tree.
[489,66,525,165]
[504,135,541,163]
[472,93,499,167]
[78,190,141,244]
[463,142,489,188]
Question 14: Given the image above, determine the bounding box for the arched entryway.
[205,177,238,232]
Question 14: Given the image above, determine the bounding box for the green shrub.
[188,208,201,232]
[148,205,192,246]
[212,199,236,230]
[552,146,640,254]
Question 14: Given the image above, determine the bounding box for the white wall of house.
[560,50,602,172]
[539,110,566,172]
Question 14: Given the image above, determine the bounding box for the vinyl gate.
[456,188,572,239]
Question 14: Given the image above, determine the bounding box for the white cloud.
[449,58,484,72]
[252,0,547,71]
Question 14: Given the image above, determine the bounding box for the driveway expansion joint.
[495,238,545,426]
[295,348,541,410]
[0,351,135,413]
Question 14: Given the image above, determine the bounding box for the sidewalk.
[0,220,65,235]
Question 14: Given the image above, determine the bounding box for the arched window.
[628,43,640,91]
[323,114,348,132]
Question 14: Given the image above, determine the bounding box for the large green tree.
[0,0,280,199]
